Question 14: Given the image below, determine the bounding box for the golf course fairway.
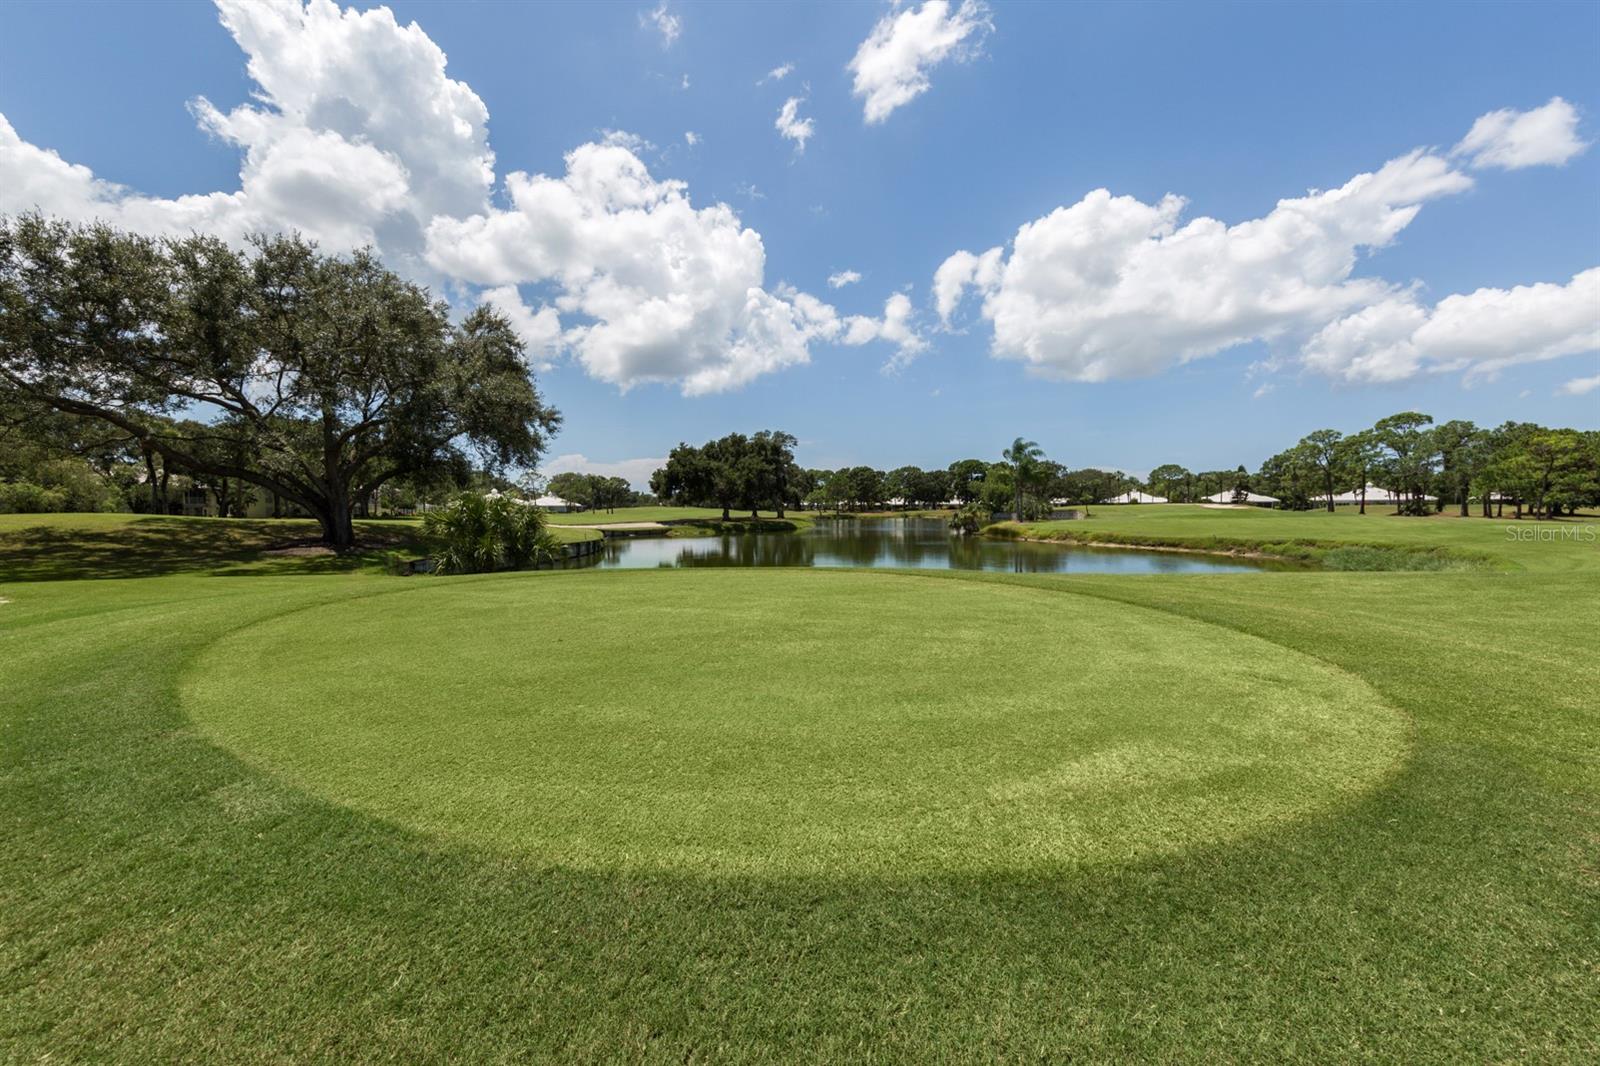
[3,510,1597,1061]
[182,570,1404,874]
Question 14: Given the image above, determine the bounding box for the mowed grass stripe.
[178,569,1406,876]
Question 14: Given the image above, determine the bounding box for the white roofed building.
[1318,484,1437,505]
[1201,490,1280,505]
[532,495,580,512]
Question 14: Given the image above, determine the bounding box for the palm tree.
[1002,437,1045,520]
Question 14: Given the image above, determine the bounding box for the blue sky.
[2,0,1596,485]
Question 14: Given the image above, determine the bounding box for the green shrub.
[0,461,124,514]
[948,503,989,535]
[0,481,67,514]
[34,459,124,512]
[422,493,561,574]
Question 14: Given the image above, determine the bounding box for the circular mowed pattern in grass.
[182,569,1406,875]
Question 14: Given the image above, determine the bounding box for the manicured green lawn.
[1006,502,1600,572]
[544,524,604,545]
[2,511,1596,1060]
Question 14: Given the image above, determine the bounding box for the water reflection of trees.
[671,534,816,568]
[586,518,1266,574]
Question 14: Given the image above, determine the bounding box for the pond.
[572,518,1286,574]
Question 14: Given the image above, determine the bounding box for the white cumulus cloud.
[0,0,493,273]
[1303,269,1600,383]
[684,130,700,146]
[932,100,1600,385]
[1453,97,1589,170]
[759,62,795,84]
[775,97,815,153]
[848,0,992,124]
[425,141,844,395]
[934,149,1473,380]
[841,292,928,370]
[828,269,863,289]
[932,246,1002,324]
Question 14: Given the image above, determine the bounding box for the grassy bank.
[0,512,599,583]
[991,503,1598,572]
[2,513,1596,1060]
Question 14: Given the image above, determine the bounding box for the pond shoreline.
[982,523,1490,572]
[985,531,1299,564]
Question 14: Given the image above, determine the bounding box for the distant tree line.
[645,415,1599,524]
[1144,412,1600,517]
[10,399,1594,527]
[542,472,648,513]
[646,433,1144,521]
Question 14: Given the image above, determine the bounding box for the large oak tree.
[1,215,559,547]
[651,430,800,519]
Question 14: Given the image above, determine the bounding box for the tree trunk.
[314,504,355,549]
[334,507,355,547]
[313,486,356,549]
[721,505,730,520]
[144,450,161,513]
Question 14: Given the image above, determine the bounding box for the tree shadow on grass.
[0,516,425,582]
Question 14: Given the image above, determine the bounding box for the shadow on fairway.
[0,516,422,582]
